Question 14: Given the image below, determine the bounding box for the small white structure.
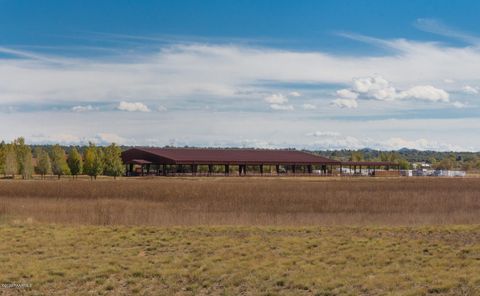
[400,170,413,177]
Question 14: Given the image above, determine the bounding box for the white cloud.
[157,105,168,112]
[269,104,294,111]
[302,103,316,110]
[117,101,150,112]
[264,93,297,111]
[398,85,449,102]
[462,85,479,94]
[351,76,397,101]
[264,93,288,104]
[289,91,301,97]
[336,89,358,100]
[452,101,467,108]
[330,98,358,109]
[331,76,450,108]
[71,105,97,112]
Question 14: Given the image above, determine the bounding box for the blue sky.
[1,0,480,151]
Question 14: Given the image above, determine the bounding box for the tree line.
[0,138,124,180]
[318,149,480,171]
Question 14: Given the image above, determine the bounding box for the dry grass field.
[1,177,480,295]
[1,224,480,295]
[0,177,479,226]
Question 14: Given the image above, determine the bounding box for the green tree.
[83,143,104,180]
[4,144,17,178]
[397,159,411,170]
[22,149,34,179]
[35,147,52,179]
[13,137,31,179]
[67,147,83,179]
[51,145,70,179]
[103,143,124,179]
[350,151,364,162]
[0,141,5,175]
[435,158,454,170]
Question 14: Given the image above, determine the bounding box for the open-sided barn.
[121,147,399,176]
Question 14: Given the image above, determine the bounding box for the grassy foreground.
[1,223,480,295]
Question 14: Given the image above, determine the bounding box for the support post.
[260,164,263,175]
[225,164,229,176]
[292,165,296,175]
[276,164,280,175]
[163,164,167,176]
[307,165,312,174]
[208,164,213,176]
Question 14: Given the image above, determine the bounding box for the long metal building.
[121,147,399,176]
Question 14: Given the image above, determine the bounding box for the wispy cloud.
[1,30,480,150]
[264,93,288,104]
[269,104,294,111]
[1,35,480,107]
[302,103,316,110]
[415,18,480,45]
[0,46,65,64]
[71,104,98,112]
[462,85,479,94]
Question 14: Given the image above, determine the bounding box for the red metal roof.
[122,147,340,165]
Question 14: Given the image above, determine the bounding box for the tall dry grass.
[0,177,479,226]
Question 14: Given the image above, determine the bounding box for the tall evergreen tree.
[67,147,83,179]
[51,145,70,179]
[103,143,124,179]
[35,147,52,179]
[83,143,104,180]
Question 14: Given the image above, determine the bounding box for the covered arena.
[121,147,399,176]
